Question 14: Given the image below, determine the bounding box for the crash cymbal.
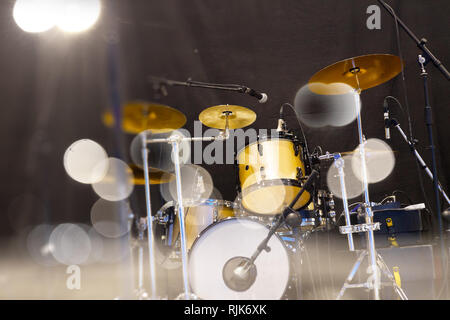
[309,54,402,94]
[199,104,256,129]
[102,101,186,134]
[129,164,175,185]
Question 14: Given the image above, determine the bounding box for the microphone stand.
[387,117,450,206]
[378,0,448,282]
[148,76,266,101]
[377,0,450,81]
[235,170,318,281]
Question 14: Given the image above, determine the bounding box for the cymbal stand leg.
[171,139,191,300]
[134,217,150,300]
[354,91,381,300]
[333,154,354,251]
[141,132,158,299]
[376,253,408,300]
[336,250,367,300]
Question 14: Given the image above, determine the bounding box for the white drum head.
[189,218,290,300]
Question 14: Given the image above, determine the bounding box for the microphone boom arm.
[148,76,267,101]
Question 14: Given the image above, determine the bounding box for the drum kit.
[106,54,414,300]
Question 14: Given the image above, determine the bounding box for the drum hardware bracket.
[339,222,381,234]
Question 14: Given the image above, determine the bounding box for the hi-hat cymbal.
[199,105,256,129]
[309,54,402,93]
[102,101,186,134]
[129,164,175,185]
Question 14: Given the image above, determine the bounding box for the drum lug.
[296,167,303,180]
[293,143,300,157]
[257,143,263,156]
[260,166,266,179]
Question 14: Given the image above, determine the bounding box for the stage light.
[55,0,101,33]
[13,0,57,33]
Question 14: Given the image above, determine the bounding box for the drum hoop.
[189,216,290,257]
[238,179,312,216]
[161,199,239,212]
[188,216,292,299]
[235,136,302,159]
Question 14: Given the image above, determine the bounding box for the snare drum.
[189,217,290,300]
[165,199,237,251]
[236,132,311,215]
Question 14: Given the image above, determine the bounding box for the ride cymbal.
[309,54,402,93]
[199,105,256,129]
[102,101,186,134]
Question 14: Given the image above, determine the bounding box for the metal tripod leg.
[336,250,368,300]
[377,253,408,300]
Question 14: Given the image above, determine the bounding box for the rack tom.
[168,199,237,250]
[236,132,311,215]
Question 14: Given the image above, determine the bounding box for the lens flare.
[63,139,108,184]
[90,198,132,238]
[26,224,58,266]
[49,223,91,265]
[167,164,213,206]
[294,82,360,128]
[351,138,395,183]
[92,158,134,201]
[326,155,364,199]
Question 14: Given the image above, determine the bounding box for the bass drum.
[189,218,290,300]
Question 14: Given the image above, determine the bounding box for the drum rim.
[158,198,239,212]
[188,216,291,300]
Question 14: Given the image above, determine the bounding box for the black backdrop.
[0,0,449,238]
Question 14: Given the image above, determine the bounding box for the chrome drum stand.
[332,91,408,300]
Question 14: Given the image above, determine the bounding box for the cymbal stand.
[134,217,150,300]
[335,86,407,300]
[318,152,354,251]
[145,115,230,300]
[141,132,158,299]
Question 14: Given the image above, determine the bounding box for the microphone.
[276,104,287,132]
[243,87,268,103]
[383,99,391,140]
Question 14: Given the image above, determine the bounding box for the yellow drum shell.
[237,138,311,215]
[172,200,236,250]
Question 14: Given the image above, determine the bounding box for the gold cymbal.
[129,164,175,185]
[199,105,256,129]
[102,101,186,134]
[309,54,403,94]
